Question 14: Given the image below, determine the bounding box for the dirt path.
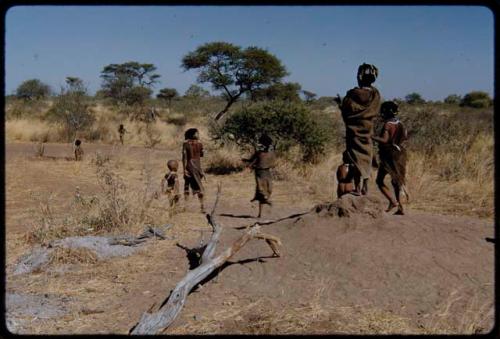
[4,142,495,334]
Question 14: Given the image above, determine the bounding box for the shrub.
[405,92,425,105]
[460,91,492,108]
[444,94,461,105]
[45,77,95,141]
[15,79,52,100]
[215,100,332,162]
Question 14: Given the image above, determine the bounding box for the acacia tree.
[405,92,425,105]
[302,90,317,103]
[251,82,302,102]
[184,84,210,98]
[16,79,51,100]
[157,88,179,107]
[182,41,288,120]
[100,61,160,105]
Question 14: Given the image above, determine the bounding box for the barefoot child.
[336,151,356,198]
[372,101,409,215]
[74,139,84,161]
[182,128,205,213]
[118,124,127,145]
[243,134,276,218]
[161,160,181,207]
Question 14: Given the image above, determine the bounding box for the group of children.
[159,129,276,217]
[336,100,408,215]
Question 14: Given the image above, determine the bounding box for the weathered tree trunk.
[129,186,281,335]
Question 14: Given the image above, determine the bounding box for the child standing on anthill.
[243,134,276,218]
[161,159,181,208]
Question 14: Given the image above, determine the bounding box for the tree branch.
[129,186,282,335]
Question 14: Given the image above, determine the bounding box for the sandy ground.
[4,142,495,334]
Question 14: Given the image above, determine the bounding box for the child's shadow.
[218,213,255,219]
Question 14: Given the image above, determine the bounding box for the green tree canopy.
[444,94,462,105]
[216,100,330,162]
[182,41,288,120]
[15,79,52,100]
[460,91,492,108]
[405,92,426,105]
[47,77,94,141]
[251,82,302,102]
[302,90,317,103]
[99,61,160,105]
[184,84,210,98]
[157,88,179,105]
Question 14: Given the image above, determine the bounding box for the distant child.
[372,101,409,215]
[74,139,84,161]
[118,124,127,145]
[161,159,181,207]
[336,151,356,198]
[243,134,276,218]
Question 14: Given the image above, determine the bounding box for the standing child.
[372,101,409,215]
[161,160,181,208]
[74,139,84,161]
[118,124,127,145]
[243,134,276,218]
[182,128,205,213]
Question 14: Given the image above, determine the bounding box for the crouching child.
[336,151,357,198]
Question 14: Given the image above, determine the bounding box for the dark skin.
[372,115,404,215]
[336,164,355,198]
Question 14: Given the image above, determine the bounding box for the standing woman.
[372,101,409,215]
[336,63,381,195]
[182,128,205,213]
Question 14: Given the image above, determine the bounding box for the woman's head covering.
[184,128,199,140]
[167,159,179,171]
[380,101,399,118]
[357,63,378,84]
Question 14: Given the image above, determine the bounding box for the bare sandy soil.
[4,142,495,334]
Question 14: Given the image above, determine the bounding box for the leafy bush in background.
[460,91,492,108]
[215,100,332,162]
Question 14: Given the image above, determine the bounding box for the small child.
[74,139,84,161]
[161,159,181,207]
[336,151,356,198]
[243,134,276,218]
[118,124,127,145]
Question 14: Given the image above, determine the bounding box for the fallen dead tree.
[129,185,282,335]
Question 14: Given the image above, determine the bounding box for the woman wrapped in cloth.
[182,128,205,213]
[243,134,276,218]
[372,101,409,215]
[336,63,381,195]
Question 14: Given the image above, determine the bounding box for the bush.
[405,92,425,105]
[460,91,492,108]
[215,100,332,162]
[15,79,52,100]
[45,78,95,141]
[444,94,461,105]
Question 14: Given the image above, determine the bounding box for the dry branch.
[129,185,282,335]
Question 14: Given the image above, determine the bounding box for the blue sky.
[5,5,494,101]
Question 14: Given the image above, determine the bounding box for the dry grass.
[48,247,98,265]
[5,119,65,143]
[204,145,245,175]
